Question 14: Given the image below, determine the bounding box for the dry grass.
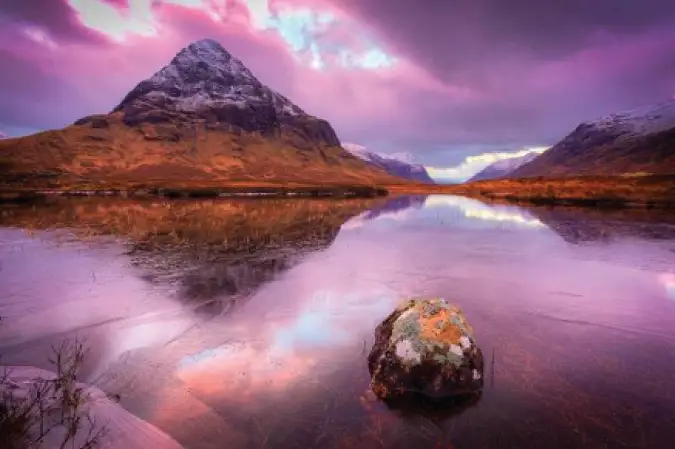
[1,342,107,449]
[0,196,384,249]
[386,174,675,207]
[0,113,407,192]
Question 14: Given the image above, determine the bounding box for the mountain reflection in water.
[1,195,675,449]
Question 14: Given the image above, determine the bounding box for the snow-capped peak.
[342,142,434,183]
[489,152,538,171]
[589,98,675,136]
[165,38,255,83]
[0,130,7,139]
[342,143,417,165]
[115,38,305,117]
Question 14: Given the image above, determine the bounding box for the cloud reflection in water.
[175,289,397,400]
[660,273,675,301]
[424,195,545,227]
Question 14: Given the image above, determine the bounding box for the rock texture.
[96,38,339,149]
[510,99,675,178]
[0,39,402,189]
[343,143,435,183]
[368,298,484,400]
[468,151,540,182]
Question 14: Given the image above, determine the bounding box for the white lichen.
[395,339,421,365]
[473,369,482,380]
[449,344,464,358]
[459,335,472,350]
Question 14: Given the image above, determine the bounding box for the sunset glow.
[2,0,674,168]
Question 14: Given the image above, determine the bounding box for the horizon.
[1,0,674,182]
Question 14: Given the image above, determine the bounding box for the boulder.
[368,298,484,400]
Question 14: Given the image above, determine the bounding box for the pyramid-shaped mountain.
[107,39,338,147]
[0,39,402,190]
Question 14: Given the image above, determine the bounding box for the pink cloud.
[1,0,674,164]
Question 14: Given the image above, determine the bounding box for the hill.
[0,39,404,193]
[510,99,675,178]
[468,152,539,182]
[343,143,434,183]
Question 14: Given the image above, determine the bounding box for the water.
[2,195,675,449]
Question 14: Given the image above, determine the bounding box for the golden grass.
[386,174,675,207]
[0,196,384,250]
[0,113,407,191]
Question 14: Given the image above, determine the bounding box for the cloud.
[0,0,674,163]
[427,146,549,183]
[423,196,545,228]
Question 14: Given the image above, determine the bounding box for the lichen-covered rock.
[368,298,484,400]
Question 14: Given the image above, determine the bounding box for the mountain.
[342,143,434,183]
[0,131,7,139]
[511,99,675,178]
[0,39,403,190]
[467,152,539,182]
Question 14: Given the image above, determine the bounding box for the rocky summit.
[78,38,339,149]
[0,39,402,190]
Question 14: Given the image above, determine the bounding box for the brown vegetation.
[0,196,382,247]
[0,112,406,192]
[386,174,675,207]
[1,342,107,449]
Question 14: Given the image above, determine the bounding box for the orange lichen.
[419,311,463,345]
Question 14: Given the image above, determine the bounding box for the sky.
[1,0,675,182]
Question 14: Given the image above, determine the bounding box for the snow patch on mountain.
[468,151,542,182]
[342,143,434,183]
[0,131,7,139]
[589,99,675,136]
[117,38,305,117]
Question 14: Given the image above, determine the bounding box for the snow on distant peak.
[0,131,7,139]
[342,143,367,154]
[489,151,539,171]
[342,142,434,183]
[590,99,675,136]
[342,143,418,164]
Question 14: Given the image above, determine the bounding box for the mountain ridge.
[510,99,675,178]
[467,152,539,182]
[343,143,435,183]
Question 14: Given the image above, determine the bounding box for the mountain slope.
[511,99,675,178]
[343,143,434,183]
[0,39,402,190]
[468,152,539,182]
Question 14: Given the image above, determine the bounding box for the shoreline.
[3,174,675,209]
[385,174,675,209]
[0,184,390,203]
[1,365,185,449]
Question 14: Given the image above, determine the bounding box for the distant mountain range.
[0,39,406,190]
[467,152,539,182]
[510,99,675,178]
[342,143,435,183]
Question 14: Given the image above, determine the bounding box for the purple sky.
[1,0,674,180]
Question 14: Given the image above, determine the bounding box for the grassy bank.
[386,174,675,208]
[0,182,389,203]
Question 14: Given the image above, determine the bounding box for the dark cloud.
[332,0,675,84]
[326,0,675,164]
[0,0,107,44]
